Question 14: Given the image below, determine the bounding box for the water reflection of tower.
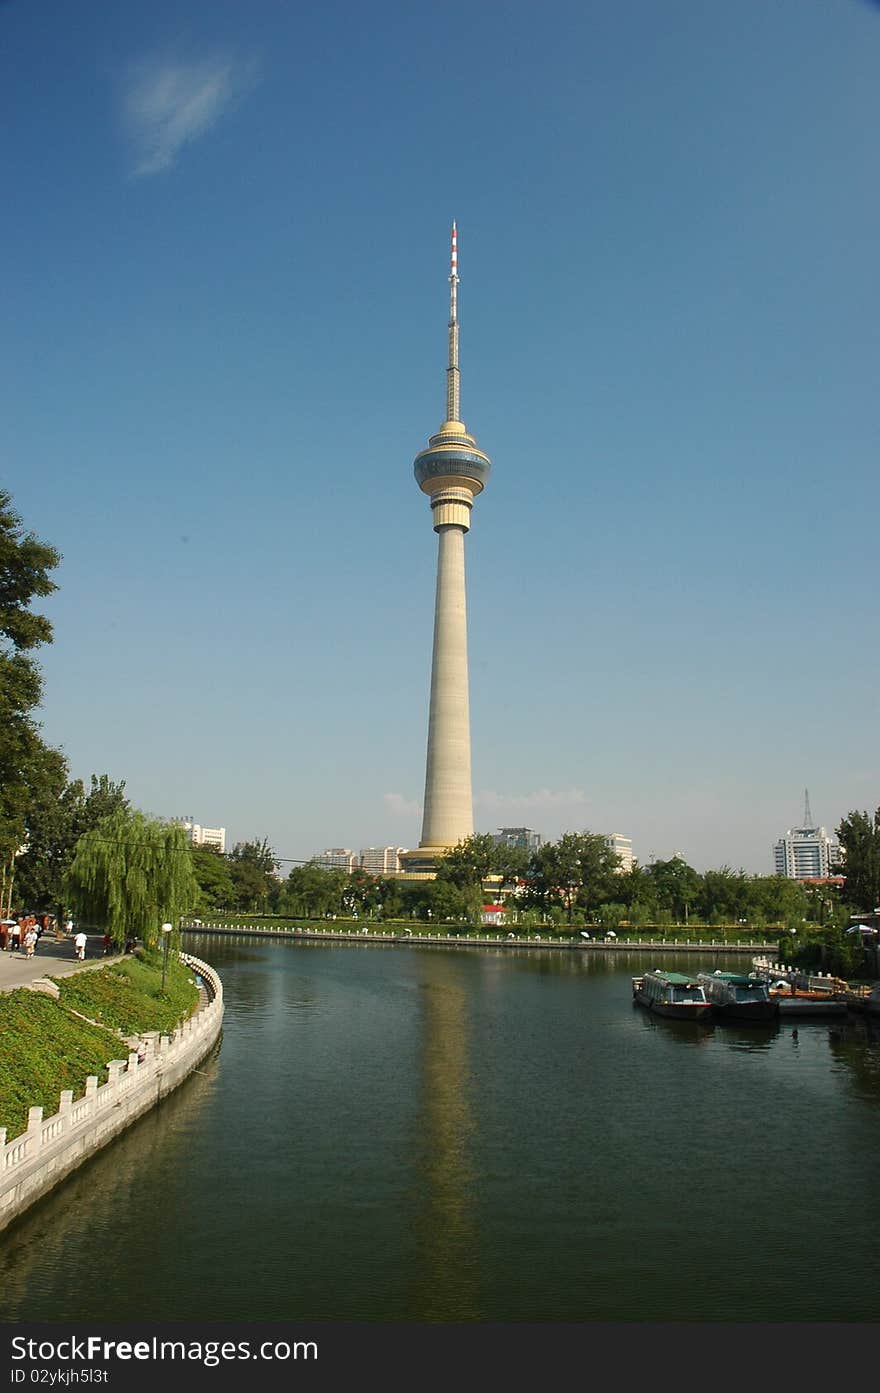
[411,958,479,1319]
[399,224,492,877]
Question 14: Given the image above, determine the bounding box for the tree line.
[184,829,875,935]
[2,486,879,960]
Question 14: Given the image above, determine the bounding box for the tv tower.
[400,224,492,875]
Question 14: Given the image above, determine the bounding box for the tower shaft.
[420,525,473,847]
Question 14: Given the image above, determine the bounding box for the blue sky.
[3,0,878,874]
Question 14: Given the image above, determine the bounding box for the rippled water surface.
[2,938,879,1322]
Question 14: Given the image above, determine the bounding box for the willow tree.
[64,808,197,949]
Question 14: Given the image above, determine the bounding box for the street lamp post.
[160,922,173,991]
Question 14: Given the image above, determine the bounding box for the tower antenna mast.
[446,221,460,424]
[803,788,814,828]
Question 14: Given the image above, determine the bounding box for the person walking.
[74,929,87,961]
[24,926,38,958]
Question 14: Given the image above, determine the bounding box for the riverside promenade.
[182,921,778,955]
[0,930,119,995]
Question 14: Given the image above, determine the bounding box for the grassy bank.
[0,954,200,1142]
[54,952,199,1036]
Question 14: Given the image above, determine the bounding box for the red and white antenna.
[446,221,460,420]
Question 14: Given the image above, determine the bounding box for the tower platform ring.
[414,448,491,493]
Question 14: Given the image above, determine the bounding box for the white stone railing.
[0,953,223,1231]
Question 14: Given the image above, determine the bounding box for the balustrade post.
[59,1090,73,1113]
[27,1107,44,1153]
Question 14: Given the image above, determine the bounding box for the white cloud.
[122,53,257,176]
[475,788,587,813]
[383,792,422,820]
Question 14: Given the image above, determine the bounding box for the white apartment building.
[607,833,634,873]
[314,848,358,873]
[359,847,407,875]
[179,822,226,854]
[773,825,840,880]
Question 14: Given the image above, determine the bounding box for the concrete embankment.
[183,923,777,955]
[0,953,223,1234]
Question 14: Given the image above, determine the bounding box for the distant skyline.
[3,1,878,875]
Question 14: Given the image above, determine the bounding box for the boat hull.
[633,986,713,1021]
[776,997,846,1017]
[711,1000,779,1022]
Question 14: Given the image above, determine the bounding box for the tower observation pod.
[399,224,492,877]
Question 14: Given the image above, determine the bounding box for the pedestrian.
[0,924,8,952]
[24,927,38,958]
[102,932,113,956]
[10,922,21,952]
[65,918,74,937]
[74,929,87,961]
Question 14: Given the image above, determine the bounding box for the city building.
[773,795,840,880]
[178,821,226,854]
[359,847,408,875]
[493,828,542,854]
[314,848,358,873]
[399,223,492,880]
[607,834,634,873]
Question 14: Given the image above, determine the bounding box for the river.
[1,936,878,1323]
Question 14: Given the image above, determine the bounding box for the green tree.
[64,808,197,949]
[526,832,620,923]
[696,867,750,924]
[16,773,129,918]
[342,868,383,917]
[435,834,499,890]
[646,856,702,922]
[398,877,470,924]
[228,838,280,913]
[190,843,236,911]
[0,491,63,913]
[745,874,809,930]
[278,862,346,918]
[836,807,880,913]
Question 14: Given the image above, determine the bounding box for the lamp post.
[160,922,173,991]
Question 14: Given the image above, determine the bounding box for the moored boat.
[698,971,778,1021]
[632,970,713,1021]
[774,990,847,1018]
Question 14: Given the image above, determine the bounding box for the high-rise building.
[607,834,634,873]
[494,828,542,854]
[399,224,492,878]
[314,849,358,873]
[359,847,407,875]
[179,821,226,854]
[773,827,840,880]
[773,794,840,880]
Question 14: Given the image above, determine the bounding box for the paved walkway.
[0,934,123,995]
